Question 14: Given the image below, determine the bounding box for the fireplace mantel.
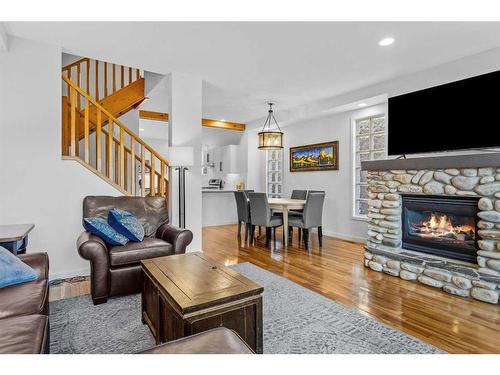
[362,152,500,171]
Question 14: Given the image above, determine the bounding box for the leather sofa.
[140,327,254,354]
[0,252,50,354]
[77,196,193,305]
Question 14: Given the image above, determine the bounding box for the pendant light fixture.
[258,102,283,150]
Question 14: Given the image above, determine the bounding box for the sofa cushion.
[83,196,168,237]
[0,280,48,319]
[108,209,145,242]
[0,315,48,354]
[108,237,174,267]
[0,248,38,288]
[140,327,254,354]
[84,217,129,246]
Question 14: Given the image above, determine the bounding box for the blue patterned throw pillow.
[83,217,129,246]
[0,248,38,288]
[108,209,145,242]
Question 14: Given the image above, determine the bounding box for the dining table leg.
[282,206,289,247]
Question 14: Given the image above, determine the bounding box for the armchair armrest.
[156,224,193,254]
[77,231,108,260]
[77,231,110,304]
[18,252,49,280]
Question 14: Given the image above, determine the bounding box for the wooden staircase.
[61,58,169,199]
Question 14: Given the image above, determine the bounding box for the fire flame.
[419,213,474,238]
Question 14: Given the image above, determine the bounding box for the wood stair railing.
[62,75,169,198]
[62,57,142,102]
[62,58,146,124]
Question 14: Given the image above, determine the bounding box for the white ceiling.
[6,22,500,123]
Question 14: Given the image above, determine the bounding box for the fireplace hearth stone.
[363,166,500,305]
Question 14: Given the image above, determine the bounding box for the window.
[352,114,386,219]
[266,150,283,198]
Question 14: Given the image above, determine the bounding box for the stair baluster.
[61,75,169,200]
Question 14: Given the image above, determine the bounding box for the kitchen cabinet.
[206,145,246,174]
[205,147,220,167]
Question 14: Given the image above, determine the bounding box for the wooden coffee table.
[141,253,264,353]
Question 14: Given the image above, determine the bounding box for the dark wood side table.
[141,252,264,353]
[0,224,35,255]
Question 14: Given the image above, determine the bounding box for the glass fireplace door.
[401,195,479,263]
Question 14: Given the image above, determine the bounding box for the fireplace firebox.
[401,195,479,263]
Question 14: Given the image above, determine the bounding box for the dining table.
[268,198,306,247]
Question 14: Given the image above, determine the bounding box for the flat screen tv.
[388,70,500,156]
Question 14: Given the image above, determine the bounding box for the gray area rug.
[232,262,443,354]
[50,262,443,354]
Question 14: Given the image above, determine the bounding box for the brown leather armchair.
[77,196,193,305]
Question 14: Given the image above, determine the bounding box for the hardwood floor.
[49,276,90,302]
[203,224,500,354]
[50,224,500,353]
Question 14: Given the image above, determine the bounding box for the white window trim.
[350,113,387,221]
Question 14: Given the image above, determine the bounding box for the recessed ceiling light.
[140,128,145,131]
[378,37,395,47]
[358,103,367,107]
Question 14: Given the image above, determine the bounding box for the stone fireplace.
[362,154,500,305]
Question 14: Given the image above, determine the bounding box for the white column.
[167,72,203,252]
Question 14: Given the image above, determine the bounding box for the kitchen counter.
[202,189,240,226]
[202,189,237,193]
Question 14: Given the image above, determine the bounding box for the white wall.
[0,36,123,279]
[244,129,267,193]
[167,72,203,252]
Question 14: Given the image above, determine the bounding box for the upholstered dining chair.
[248,192,283,246]
[234,191,252,241]
[291,189,308,200]
[288,189,308,240]
[288,191,325,250]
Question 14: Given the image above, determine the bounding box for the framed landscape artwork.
[289,141,339,172]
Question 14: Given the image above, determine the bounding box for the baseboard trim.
[320,230,366,244]
[49,267,90,281]
[202,221,238,227]
[203,224,367,244]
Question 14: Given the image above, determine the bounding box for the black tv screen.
[388,70,500,156]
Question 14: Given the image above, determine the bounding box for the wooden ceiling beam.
[138,110,246,131]
[201,118,245,131]
[139,110,169,122]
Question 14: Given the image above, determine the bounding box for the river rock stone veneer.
[365,167,500,305]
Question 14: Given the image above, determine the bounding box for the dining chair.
[307,190,325,194]
[234,191,252,242]
[288,189,308,239]
[248,192,284,246]
[291,190,308,200]
[242,190,262,236]
[288,191,325,250]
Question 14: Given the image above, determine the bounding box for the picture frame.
[289,141,339,172]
